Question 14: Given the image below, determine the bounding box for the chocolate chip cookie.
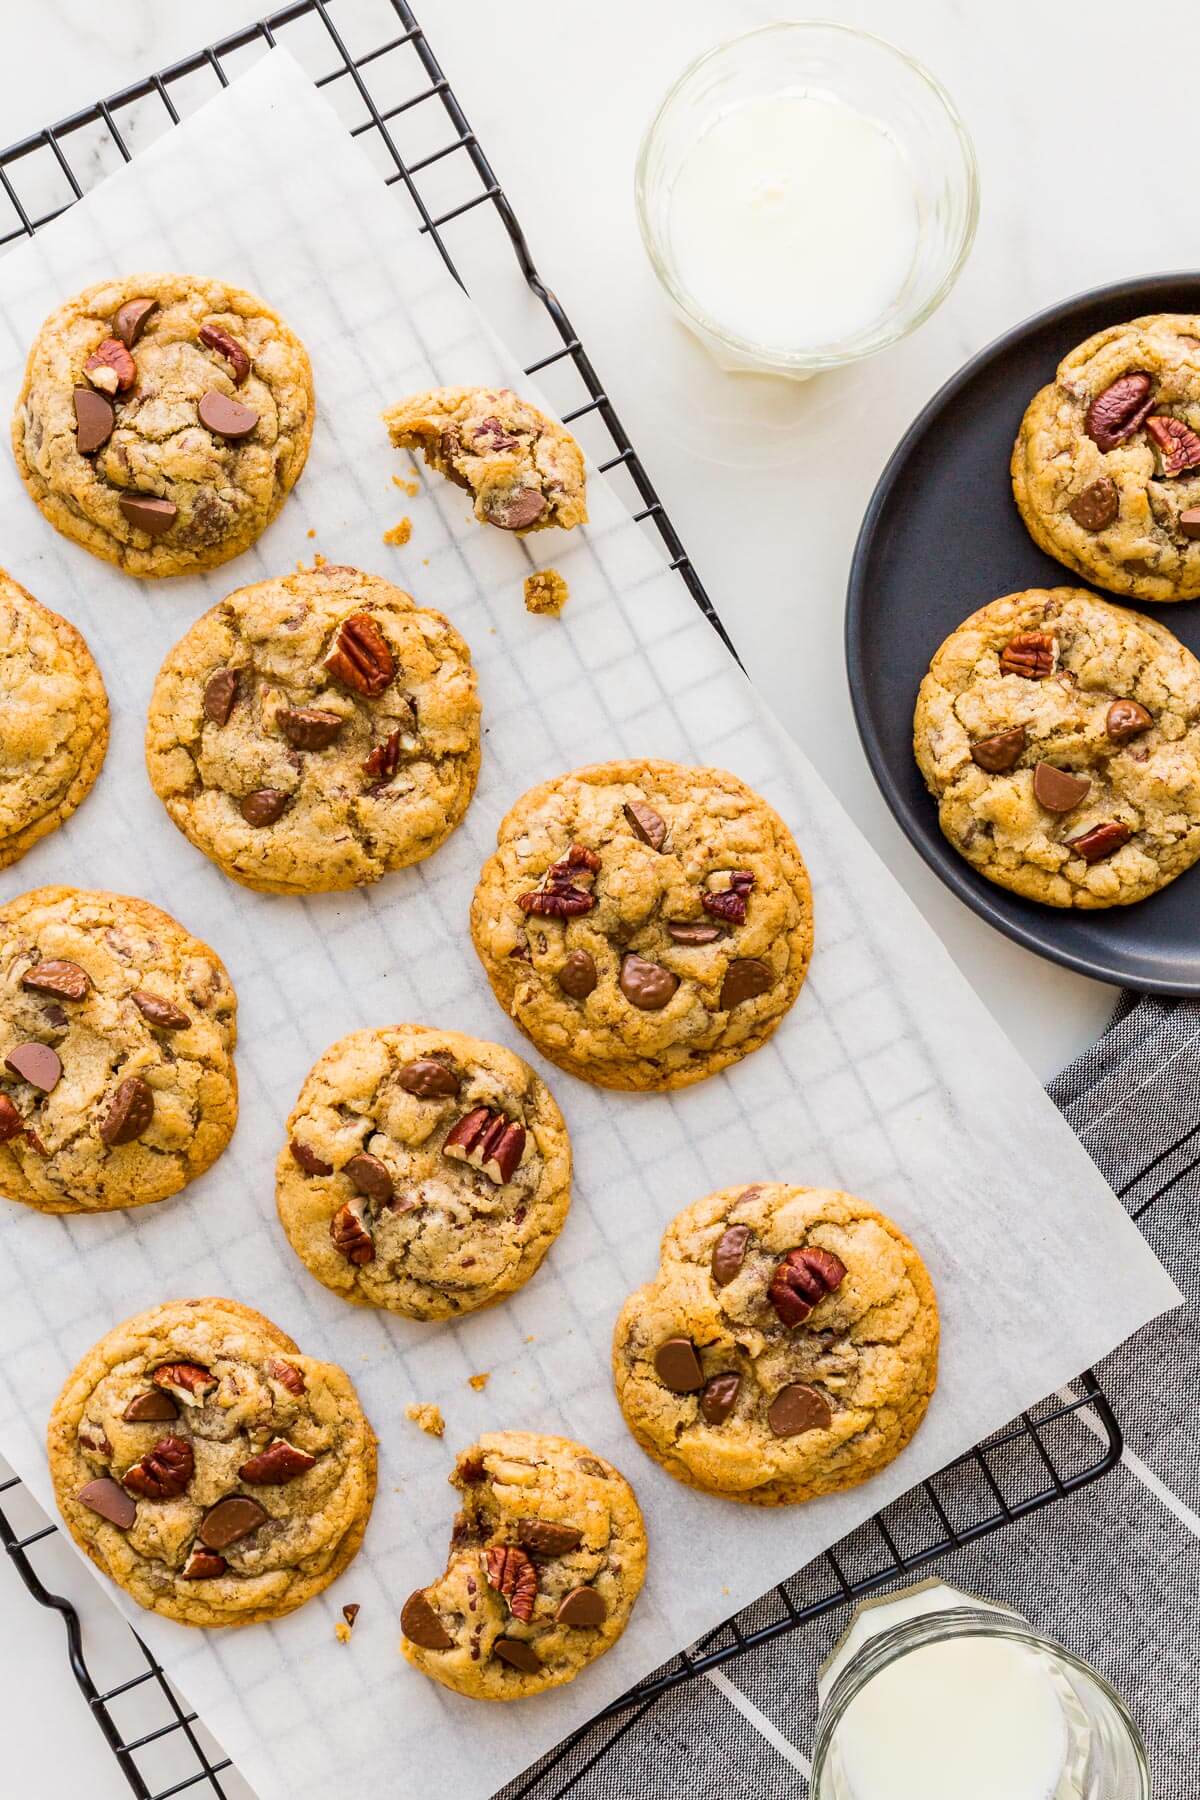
[612,1184,938,1506]
[277,1025,570,1320]
[400,1431,645,1699]
[382,387,587,534]
[0,567,108,868]
[12,274,313,577]
[47,1298,375,1628]
[469,760,813,1091]
[913,587,1200,907]
[145,565,480,894]
[1012,314,1200,600]
[0,886,237,1213]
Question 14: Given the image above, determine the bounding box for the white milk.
[817,1584,1087,1800]
[666,91,919,352]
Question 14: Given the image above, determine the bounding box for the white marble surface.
[3,0,1195,1793]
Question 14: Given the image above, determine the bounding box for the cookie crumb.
[524,568,570,616]
[392,472,420,497]
[467,1371,490,1391]
[383,517,412,547]
[524,1334,536,1344]
[306,527,316,538]
[335,1619,352,1644]
[405,1401,445,1437]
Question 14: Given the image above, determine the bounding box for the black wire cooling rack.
[0,4,1124,1797]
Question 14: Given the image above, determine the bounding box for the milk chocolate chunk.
[401,1588,455,1651]
[76,1477,136,1529]
[197,1495,268,1550]
[123,1388,179,1423]
[619,952,678,1011]
[970,726,1027,773]
[21,960,89,1002]
[345,1151,393,1206]
[654,1336,704,1393]
[73,385,114,452]
[131,991,191,1031]
[5,1041,61,1092]
[1032,763,1090,813]
[767,1382,832,1438]
[555,1585,607,1626]
[113,296,157,348]
[1067,478,1119,532]
[494,1637,540,1671]
[198,389,258,439]
[203,668,238,725]
[1105,700,1152,744]
[240,789,289,827]
[99,1075,154,1146]
[623,799,667,850]
[119,495,177,537]
[517,1519,583,1557]
[700,1372,741,1425]
[558,949,597,999]
[719,958,773,1009]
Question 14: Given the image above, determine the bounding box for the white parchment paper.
[0,49,1178,1800]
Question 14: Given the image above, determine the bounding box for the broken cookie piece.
[524,568,570,616]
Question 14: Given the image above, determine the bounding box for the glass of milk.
[636,23,978,377]
[812,1581,1150,1800]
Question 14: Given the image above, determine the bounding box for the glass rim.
[633,20,981,372]
[809,1606,1151,1797]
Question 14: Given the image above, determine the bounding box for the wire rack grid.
[0,4,1123,1798]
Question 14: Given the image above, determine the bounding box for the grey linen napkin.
[500,996,1200,1800]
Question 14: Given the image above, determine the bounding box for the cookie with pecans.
[469,760,813,1091]
[0,567,108,869]
[277,1025,570,1319]
[612,1184,938,1506]
[913,588,1200,908]
[1012,314,1200,600]
[145,564,480,894]
[11,273,313,578]
[0,887,237,1213]
[400,1431,645,1699]
[47,1298,375,1627]
[382,386,587,535]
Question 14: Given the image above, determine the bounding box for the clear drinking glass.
[635,22,979,377]
[812,1606,1151,1800]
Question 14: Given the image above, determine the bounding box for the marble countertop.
[2,0,1188,1792]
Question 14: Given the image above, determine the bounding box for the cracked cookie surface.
[470,760,813,1091]
[913,588,1200,908]
[277,1024,570,1320]
[12,273,313,578]
[612,1184,938,1506]
[400,1430,645,1699]
[145,564,480,894]
[0,567,108,869]
[383,386,587,534]
[1012,314,1200,601]
[0,886,237,1213]
[47,1298,375,1627]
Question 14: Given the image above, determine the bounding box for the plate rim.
[845,269,1200,997]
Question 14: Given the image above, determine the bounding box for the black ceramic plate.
[847,272,1200,995]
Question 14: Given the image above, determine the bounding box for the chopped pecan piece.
[768,1246,848,1327]
[442,1107,525,1184]
[1146,414,1200,477]
[84,336,136,394]
[1065,821,1132,864]
[363,729,403,782]
[267,1358,306,1395]
[331,1197,375,1265]
[239,1437,317,1485]
[324,613,395,696]
[122,1435,194,1500]
[518,843,600,917]
[702,870,755,925]
[78,1421,113,1457]
[1084,371,1154,451]
[152,1362,216,1406]
[0,1095,23,1143]
[484,1545,537,1622]
[198,321,251,383]
[999,631,1055,679]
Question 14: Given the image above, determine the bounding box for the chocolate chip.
[712,1223,751,1286]
[557,949,597,999]
[345,1152,393,1205]
[969,726,1027,773]
[119,494,177,537]
[1181,508,1200,539]
[623,800,667,850]
[131,991,190,1031]
[198,389,258,439]
[483,485,547,531]
[240,789,289,827]
[1065,820,1132,864]
[342,1603,360,1628]
[555,1586,607,1627]
[197,1495,268,1550]
[719,958,773,1010]
[291,1139,333,1176]
[279,707,343,751]
[20,960,89,1002]
[396,1057,461,1098]
[113,297,157,348]
[181,1548,227,1580]
[517,1519,583,1557]
[5,1041,61,1092]
[1067,478,1120,532]
[99,1075,154,1146]
[203,668,238,725]
[1106,700,1152,744]
[401,1589,455,1651]
[494,1637,540,1671]
[123,1389,178,1422]
[619,952,678,1011]
[76,1477,136,1529]
[667,921,724,945]
[73,385,114,453]
[700,1372,741,1425]
[1032,762,1090,813]
[41,1005,68,1030]
[654,1336,704,1393]
[767,1382,832,1438]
